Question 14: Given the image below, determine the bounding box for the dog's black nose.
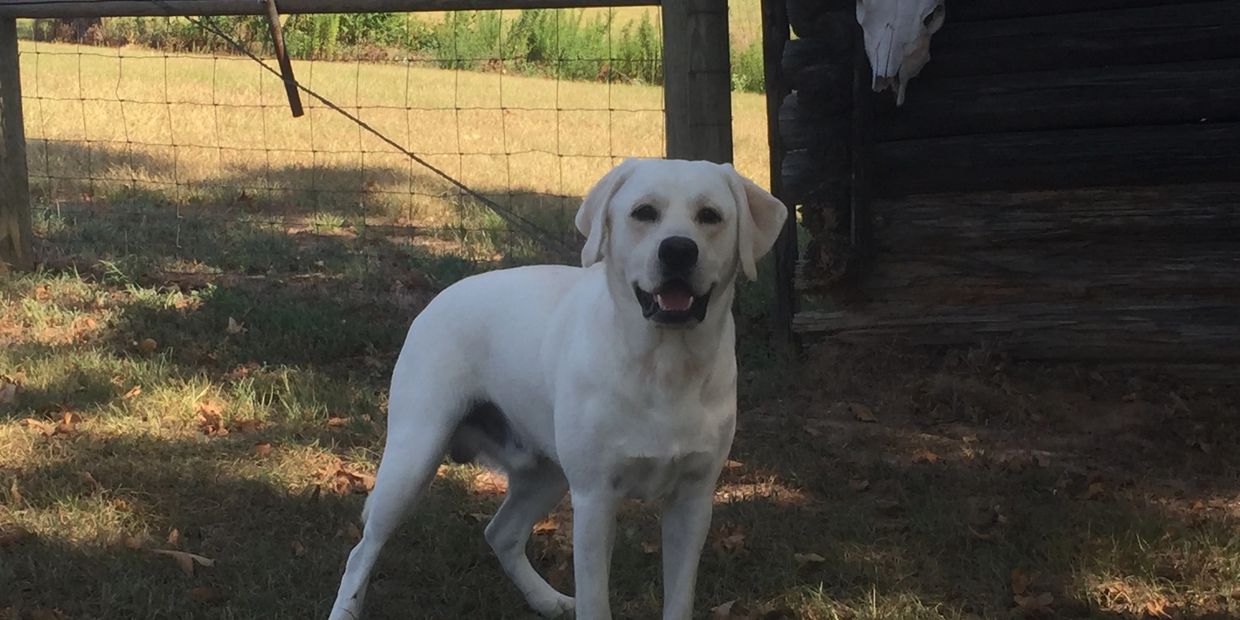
[658,236,699,271]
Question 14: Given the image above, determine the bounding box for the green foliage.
[28,11,760,92]
[730,39,765,93]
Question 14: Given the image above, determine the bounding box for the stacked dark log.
[779,0,862,292]
[788,0,1240,363]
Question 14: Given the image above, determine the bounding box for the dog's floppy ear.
[576,158,639,268]
[725,163,789,281]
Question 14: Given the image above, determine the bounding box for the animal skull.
[856,0,946,106]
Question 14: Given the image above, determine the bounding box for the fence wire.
[17,9,667,270]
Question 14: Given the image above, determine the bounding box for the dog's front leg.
[570,490,620,620]
[660,479,717,620]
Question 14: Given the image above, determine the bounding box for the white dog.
[328,158,787,620]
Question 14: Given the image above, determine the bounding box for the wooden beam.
[924,1,1240,78]
[662,0,732,163]
[871,184,1240,250]
[950,0,1210,22]
[762,0,797,349]
[0,17,32,272]
[871,122,1240,197]
[793,301,1240,363]
[0,0,658,18]
[856,243,1240,306]
[877,60,1240,141]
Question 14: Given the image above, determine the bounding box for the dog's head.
[575,158,787,327]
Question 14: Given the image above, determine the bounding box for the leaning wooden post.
[662,0,732,163]
[0,17,32,272]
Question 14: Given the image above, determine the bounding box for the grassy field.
[5,26,1240,620]
[18,38,769,253]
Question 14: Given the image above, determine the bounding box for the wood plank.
[663,0,732,164]
[793,301,1240,362]
[762,0,799,349]
[0,17,32,271]
[854,243,1240,305]
[871,122,1240,197]
[0,0,658,18]
[950,0,1210,22]
[922,2,1240,78]
[878,60,1240,141]
[872,184,1240,249]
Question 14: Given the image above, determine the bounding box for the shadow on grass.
[12,141,1240,619]
[29,139,582,238]
[0,430,545,619]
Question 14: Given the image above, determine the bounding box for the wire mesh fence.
[17,8,669,274]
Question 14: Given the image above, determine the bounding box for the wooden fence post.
[0,17,33,272]
[761,0,797,350]
[662,0,731,163]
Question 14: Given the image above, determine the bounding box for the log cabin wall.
[783,0,1240,362]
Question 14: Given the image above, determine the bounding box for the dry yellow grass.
[18,39,769,231]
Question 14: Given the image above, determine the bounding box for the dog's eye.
[631,204,659,222]
[695,207,723,225]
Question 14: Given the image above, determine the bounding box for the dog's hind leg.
[328,382,461,620]
[486,462,575,618]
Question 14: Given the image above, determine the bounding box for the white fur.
[328,158,787,620]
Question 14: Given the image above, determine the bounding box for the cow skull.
[856,0,946,105]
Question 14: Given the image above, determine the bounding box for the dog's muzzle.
[634,280,712,325]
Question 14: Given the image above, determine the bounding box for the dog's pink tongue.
[656,289,693,312]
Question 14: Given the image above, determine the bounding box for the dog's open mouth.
[634,280,712,324]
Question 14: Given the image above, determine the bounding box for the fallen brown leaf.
[187,587,227,604]
[913,449,940,464]
[8,480,22,505]
[291,540,306,557]
[532,517,558,535]
[332,468,375,494]
[1081,481,1106,501]
[166,528,181,546]
[124,534,147,550]
[55,411,82,435]
[121,385,142,400]
[710,600,738,620]
[711,524,747,555]
[326,416,350,427]
[848,478,870,492]
[724,459,744,469]
[232,419,262,434]
[0,526,32,547]
[640,541,659,554]
[1013,591,1054,613]
[138,338,158,354]
[1144,596,1172,619]
[343,522,362,542]
[22,417,55,436]
[253,442,273,456]
[793,552,826,566]
[1011,568,1033,595]
[226,317,246,335]
[847,402,878,423]
[196,405,227,436]
[152,548,214,577]
[0,382,16,405]
[875,498,903,516]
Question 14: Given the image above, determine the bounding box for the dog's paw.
[530,593,575,619]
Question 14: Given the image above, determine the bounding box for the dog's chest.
[609,451,716,501]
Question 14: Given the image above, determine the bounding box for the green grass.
[5,202,1240,619]
[6,10,1240,618]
